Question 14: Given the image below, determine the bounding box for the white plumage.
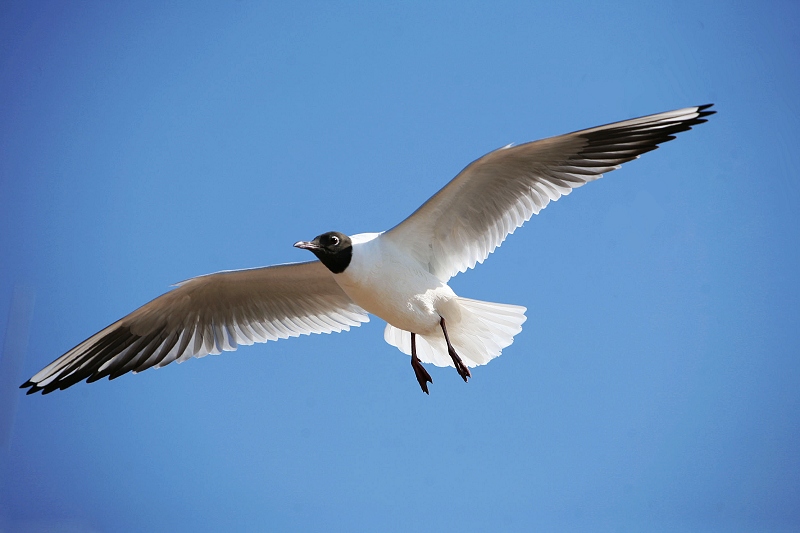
[336,232,526,370]
[22,104,714,394]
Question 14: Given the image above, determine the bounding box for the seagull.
[21,104,715,395]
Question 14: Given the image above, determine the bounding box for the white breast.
[333,232,456,334]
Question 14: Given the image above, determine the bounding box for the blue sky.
[1,1,798,531]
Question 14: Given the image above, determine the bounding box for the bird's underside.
[21,104,714,395]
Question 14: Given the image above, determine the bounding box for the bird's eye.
[330,236,339,246]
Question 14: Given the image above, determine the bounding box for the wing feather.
[21,260,369,394]
[385,104,714,281]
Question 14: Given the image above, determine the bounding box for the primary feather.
[22,262,368,394]
[385,104,714,281]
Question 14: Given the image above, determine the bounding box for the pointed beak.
[294,240,320,251]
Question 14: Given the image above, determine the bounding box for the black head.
[294,231,353,274]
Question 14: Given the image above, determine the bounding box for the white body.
[335,233,458,335]
[336,232,527,369]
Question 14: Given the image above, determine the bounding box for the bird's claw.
[449,348,471,382]
[411,357,433,394]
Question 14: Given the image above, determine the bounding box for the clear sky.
[1,1,798,532]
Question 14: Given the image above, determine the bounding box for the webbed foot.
[411,332,433,394]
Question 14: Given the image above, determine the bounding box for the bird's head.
[294,231,353,274]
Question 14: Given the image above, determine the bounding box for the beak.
[294,240,320,251]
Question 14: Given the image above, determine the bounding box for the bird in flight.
[22,104,714,395]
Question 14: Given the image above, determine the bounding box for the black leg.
[439,317,471,382]
[410,332,432,394]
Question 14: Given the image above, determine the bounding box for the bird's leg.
[439,316,471,382]
[410,332,432,394]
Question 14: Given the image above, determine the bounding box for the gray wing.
[384,104,715,281]
[21,261,369,394]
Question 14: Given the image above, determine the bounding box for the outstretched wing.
[22,261,369,394]
[385,104,715,281]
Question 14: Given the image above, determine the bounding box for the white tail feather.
[384,297,527,367]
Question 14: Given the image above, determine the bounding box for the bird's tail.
[384,297,527,368]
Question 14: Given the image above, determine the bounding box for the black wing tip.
[21,381,46,395]
[678,103,715,127]
[20,380,40,395]
[19,380,50,396]
[20,380,45,395]
[21,374,103,395]
[696,103,716,118]
[21,380,86,395]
